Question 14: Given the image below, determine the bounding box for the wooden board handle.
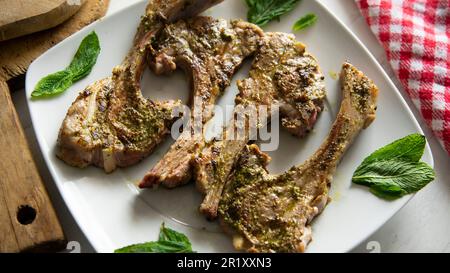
[0,80,66,252]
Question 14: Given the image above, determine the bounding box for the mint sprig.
[245,0,302,26]
[31,31,100,98]
[115,223,194,253]
[352,134,435,199]
[292,13,317,31]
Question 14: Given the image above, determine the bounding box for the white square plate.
[26,0,433,252]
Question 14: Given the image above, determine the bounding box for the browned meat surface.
[219,63,379,253]
[139,18,263,188]
[56,0,223,173]
[193,33,326,220]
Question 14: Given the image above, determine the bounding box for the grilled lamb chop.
[139,18,263,188]
[193,32,326,219]
[56,0,223,172]
[219,63,379,253]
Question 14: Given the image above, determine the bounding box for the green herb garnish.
[31,31,100,98]
[352,134,435,199]
[293,13,317,31]
[245,0,302,26]
[115,223,194,253]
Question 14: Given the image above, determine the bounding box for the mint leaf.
[292,13,317,31]
[31,70,73,98]
[246,0,302,26]
[352,134,435,200]
[114,241,192,253]
[355,133,426,174]
[158,223,191,246]
[115,241,166,253]
[68,31,101,81]
[150,241,193,253]
[115,223,194,253]
[353,160,435,197]
[31,31,100,98]
[370,184,406,200]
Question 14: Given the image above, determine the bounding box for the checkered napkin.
[356,0,450,155]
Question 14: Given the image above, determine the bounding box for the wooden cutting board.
[0,0,109,253]
[0,0,86,42]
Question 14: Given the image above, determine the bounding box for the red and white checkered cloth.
[356,0,450,155]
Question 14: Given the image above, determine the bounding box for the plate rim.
[25,0,434,253]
